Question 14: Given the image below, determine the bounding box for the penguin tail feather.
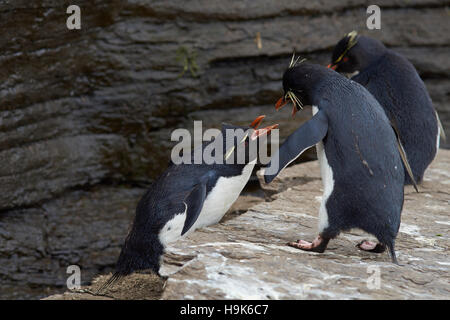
[388,243,399,265]
[96,272,124,295]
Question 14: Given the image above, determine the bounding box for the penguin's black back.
[352,48,438,184]
[306,68,404,244]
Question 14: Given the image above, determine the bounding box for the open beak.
[275,97,287,111]
[327,63,337,70]
[225,116,278,160]
[250,115,266,129]
[275,95,300,118]
[250,124,279,141]
[249,115,278,140]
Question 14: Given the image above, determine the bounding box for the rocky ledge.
[46,149,450,300]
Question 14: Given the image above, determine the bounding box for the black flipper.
[264,109,328,183]
[181,180,208,235]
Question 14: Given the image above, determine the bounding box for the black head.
[275,62,334,116]
[221,115,278,165]
[329,31,387,74]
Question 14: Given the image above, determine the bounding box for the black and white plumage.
[103,116,277,287]
[329,32,444,184]
[265,62,404,263]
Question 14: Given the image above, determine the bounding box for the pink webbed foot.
[356,240,386,253]
[287,235,329,253]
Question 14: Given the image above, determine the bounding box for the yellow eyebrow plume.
[334,30,358,63]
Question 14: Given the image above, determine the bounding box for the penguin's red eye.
[343,57,349,62]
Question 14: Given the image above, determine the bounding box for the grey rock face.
[1,0,449,209]
[0,186,144,299]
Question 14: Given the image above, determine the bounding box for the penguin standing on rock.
[264,61,406,263]
[102,116,278,288]
[328,31,445,185]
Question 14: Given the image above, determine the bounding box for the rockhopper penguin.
[102,116,278,288]
[264,61,406,263]
[328,31,445,185]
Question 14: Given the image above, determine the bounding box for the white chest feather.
[436,125,440,154]
[193,161,256,229]
[312,106,334,232]
[159,204,187,247]
[158,161,255,246]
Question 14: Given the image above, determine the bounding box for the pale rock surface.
[47,149,449,299]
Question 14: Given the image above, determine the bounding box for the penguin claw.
[287,239,312,249]
[287,236,329,253]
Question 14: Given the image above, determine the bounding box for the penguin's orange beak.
[249,115,279,140]
[250,115,266,129]
[275,96,298,118]
[327,63,337,70]
[250,124,279,140]
[275,97,287,111]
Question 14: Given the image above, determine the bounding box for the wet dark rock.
[0,186,144,299]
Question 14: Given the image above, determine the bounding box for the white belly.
[158,161,255,246]
[312,106,335,233]
[158,204,188,247]
[192,161,255,229]
[316,141,334,232]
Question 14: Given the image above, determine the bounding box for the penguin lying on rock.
[264,61,408,263]
[328,31,445,185]
[102,116,278,288]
